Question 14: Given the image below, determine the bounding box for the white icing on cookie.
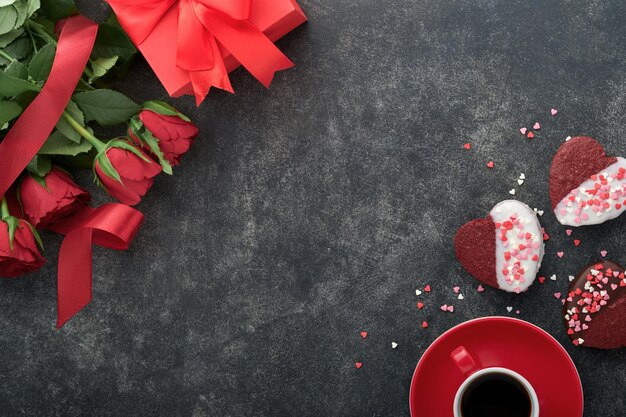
[490,200,544,293]
[554,157,626,227]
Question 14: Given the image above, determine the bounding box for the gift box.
[108,0,307,102]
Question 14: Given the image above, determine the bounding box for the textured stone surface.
[1,0,626,415]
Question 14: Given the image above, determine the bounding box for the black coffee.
[460,373,531,417]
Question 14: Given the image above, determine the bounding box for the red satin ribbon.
[49,204,144,327]
[0,16,145,327]
[106,0,294,104]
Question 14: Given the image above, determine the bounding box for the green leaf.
[38,130,92,156]
[142,100,191,122]
[28,42,55,81]
[92,21,137,61]
[4,58,27,78]
[0,26,22,47]
[26,154,51,176]
[13,0,38,28]
[4,32,31,59]
[75,78,94,92]
[0,6,17,35]
[74,89,140,126]
[89,55,117,83]
[0,1,17,7]
[39,0,76,20]
[0,99,21,124]
[25,220,43,250]
[130,118,173,175]
[0,68,40,96]
[55,100,83,143]
[11,88,36,107]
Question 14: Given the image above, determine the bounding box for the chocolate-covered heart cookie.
[454,200,545,293]
[563,260,626,349]
[550,136,626,226]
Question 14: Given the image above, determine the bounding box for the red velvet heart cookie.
[454,200,545,293]
[550,136,626,226]
[563,260,626,349]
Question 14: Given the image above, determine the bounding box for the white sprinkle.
[415,289,422,296]
[509,188,516,195]
[569,275,575,282]
[519,173,526,180]
[391,342,398,349]
[458,294,464,300]
[565,136,572,141]
[517,179,524,185]
[506,306,513,312]
[550,274,557,281]
[578,338,584,345]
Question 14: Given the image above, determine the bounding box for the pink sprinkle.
[422,321,428,328]
[515,310,520,315]
[477,284,485,292]
[487,161,494,169]
[550,108,558,116]
[557,251,564,258]
[533,122,541,130]
[424,285,431,292]
[520,127,527,135]
[447,305,454,312]
[360,331,368,339]
[611,284,618,290]
[355,362,363,369]
[453,286,460,293]
[463,143,471,150]
[601,250,608,258]
[554,292,561,299]
[440,304,448,311]
[565,229,573,236]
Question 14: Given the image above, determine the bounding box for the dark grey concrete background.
[1,0,626,416]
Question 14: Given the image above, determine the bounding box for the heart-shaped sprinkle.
[611,284,618,290]
[415,289,422,296]
[391,342,398,349]
[506,306,513,312]
[566,229,573,236]
[557,251,564,258]
[509,188,516,195]
[582,324,589,330]
[554,292,562,299]
[601,250,608,258]
[487,161,494,169]
[517,179,524,185]
[477,285,485,292]
[550,274,557,281]
[421,321,428,328]
[520,127,527,135]
[447,305,454,312]
[551,108,558,116]
[416,301,424,309]
[569,275,575,282]
[533,122,541,130]
[574,239,581,246]
[463,143,471,150]
[424,285,431,292]
[440,304,448,311]
[355,362,363,369]
[360,331,368,339]
[527,131,535,139]
[519,173,526,180]
[458,294,464,300]
[538,276,546,284]
[453,286,460,293]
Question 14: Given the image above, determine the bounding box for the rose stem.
[61,111,107,153]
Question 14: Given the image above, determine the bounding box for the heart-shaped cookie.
[563,260,626,349]
[454,200,545,293]
[550,136,626,226]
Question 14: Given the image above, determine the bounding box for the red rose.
[0,219,45,277]
[19,168,90,228]
[133,109,198,166]
[95,143,162,206]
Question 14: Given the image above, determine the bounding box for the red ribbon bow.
[0,16,145,327]
[107,0,295,104]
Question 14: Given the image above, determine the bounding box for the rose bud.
[19,168,90,228]
[94,140,162,206]
[0,197,45,278]
[129,101,198,171]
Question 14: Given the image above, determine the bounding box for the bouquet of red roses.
[0,0,199,325]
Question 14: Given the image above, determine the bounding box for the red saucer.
[409,317,583,417]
